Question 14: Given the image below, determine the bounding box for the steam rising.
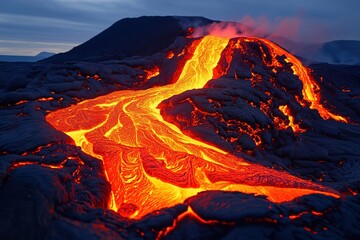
[193,15,302,40]
[192,16,360,65]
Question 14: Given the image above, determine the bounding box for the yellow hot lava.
[278,105,305,133]
[46,36,338,219]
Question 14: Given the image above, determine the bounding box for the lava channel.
[46,36,339,219]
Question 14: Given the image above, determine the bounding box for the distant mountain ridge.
[0,52,55,62]
[320,40,360,65]
[271,37,360,65]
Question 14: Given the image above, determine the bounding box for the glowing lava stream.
[260,38,347,123]
[47,36,338,219]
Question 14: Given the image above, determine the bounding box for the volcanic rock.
[43,16,214,63]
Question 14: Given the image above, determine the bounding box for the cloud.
[0,40,78,55]
[0,0,359,55]
[0,13,96,29]
[0,39,77,46]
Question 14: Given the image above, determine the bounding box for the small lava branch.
[46,36,339,219]
[261,39,347,123]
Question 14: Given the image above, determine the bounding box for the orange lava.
[261,39,347,123]
[278,105,305,133]
[46,36,339,219]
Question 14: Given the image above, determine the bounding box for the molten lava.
[261,39,347,123]
[47,36,339,219]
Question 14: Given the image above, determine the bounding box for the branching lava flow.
[46,36,340,219]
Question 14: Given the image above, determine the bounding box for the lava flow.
[260,38,347,123]
[46,36,339,219]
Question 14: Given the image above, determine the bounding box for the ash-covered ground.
[0,17,359,240]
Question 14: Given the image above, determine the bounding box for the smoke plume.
[193,15,302,40]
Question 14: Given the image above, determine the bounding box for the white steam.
[192,15,302,40]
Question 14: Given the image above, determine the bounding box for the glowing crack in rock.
[46,36,339,219]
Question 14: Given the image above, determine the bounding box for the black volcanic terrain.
[0,16,360,240]
[44,16,214,63]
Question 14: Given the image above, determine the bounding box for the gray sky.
[0,0,359,55]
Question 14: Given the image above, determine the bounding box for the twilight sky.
[0,0,359,55]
